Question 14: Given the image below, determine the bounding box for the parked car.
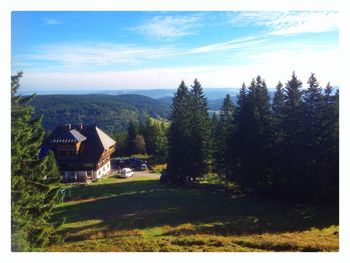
[140,163,147,171]
[120,168,133,178]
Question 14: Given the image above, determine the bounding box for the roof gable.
[51,129,87,143]
[95,127,116,150]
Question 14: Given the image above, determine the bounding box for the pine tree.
[271,81,285,188]
[11,72,64,251]
[231,77,273,190]
[125,120,138,155]
[323,85,339,200]
[215,94,235,179]
[188,79,212,180]
[302,73,325,199]
[228,83,248,183]
[279,71,305,198]
[166,81,193,184]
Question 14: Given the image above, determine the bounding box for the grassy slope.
[50,176,338,252]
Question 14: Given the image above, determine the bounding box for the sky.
[11,11,339,93]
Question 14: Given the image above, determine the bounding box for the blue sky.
[11,11,339,92]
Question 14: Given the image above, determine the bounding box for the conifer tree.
[279,71,305,197]
[166,81,193,184]
[228,83,248,183]
[271,81,285,187]
[321,84,339,200]
[11,72,64,251]
[231,77,273,189]
[125,120,138,155]
[215,94,235,178]
[302,73,325,198]
[188,79,212,180]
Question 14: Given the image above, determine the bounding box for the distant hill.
[31,94,171,134]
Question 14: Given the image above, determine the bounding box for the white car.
[120,168,133,178]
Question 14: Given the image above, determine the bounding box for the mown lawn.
[49,175,339,252]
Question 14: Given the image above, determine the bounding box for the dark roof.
[43,124,116,164]
[51,129,87,143]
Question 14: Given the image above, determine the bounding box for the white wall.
[63,161,111,181]
[94,161,111,179]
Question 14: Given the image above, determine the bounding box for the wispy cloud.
[22,48,339,91]
[131,15,202,39]
[183,37,267,55]
[42,17,64,25]
[229,11,338,35]
[25,43,176,67]
[13,31,336,71]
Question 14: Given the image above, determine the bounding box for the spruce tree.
[280,71,305,198]
[126,120,138,155]
[166,81,193,184]
[271,81,286,188]
[188,79,212,180]
[302,73,325,198]
[11,72,64,251]
[232,77,273,190]
[228,83,248,183]
[216,94,235,179]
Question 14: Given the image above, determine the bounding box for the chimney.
[64,124,71,130]
[78,123,83,130]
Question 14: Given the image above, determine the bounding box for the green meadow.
[50,175,338,252]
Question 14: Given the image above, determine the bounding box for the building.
[41,123,116,182]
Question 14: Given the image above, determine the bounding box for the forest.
[30,94,171,134]
[164,72,339,202]
[11,71,339,252]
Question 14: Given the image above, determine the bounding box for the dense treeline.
[31,94,171,134]
[11,72,64,251]
[164,72,338,202]
[113,117,168,162]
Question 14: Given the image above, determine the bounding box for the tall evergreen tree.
[231,76,273,189]
[271,81,286,188]
[188,79,212,180]
[166,81,193,184]
[228,83,248,183]
[302,73,325,198]
[321,85,339,200]
[279,71,305,197]
[125,120,138,155]
[215,94,235,178]
[11,72,64,251]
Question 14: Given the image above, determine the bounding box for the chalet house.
[42,124,116,182]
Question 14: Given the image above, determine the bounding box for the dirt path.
[133,170,161,178]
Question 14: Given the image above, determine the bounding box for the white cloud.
[229,11,338,35]
[42,18,64,25]
[183,37,266,55]
[26,43,176,67]
[131,15,202,39]
[19,36,264,68]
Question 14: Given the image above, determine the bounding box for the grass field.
[49,175,339,252]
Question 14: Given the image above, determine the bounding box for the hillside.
[31,94,171,133]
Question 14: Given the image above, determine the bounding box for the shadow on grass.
[53,179,338,241]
